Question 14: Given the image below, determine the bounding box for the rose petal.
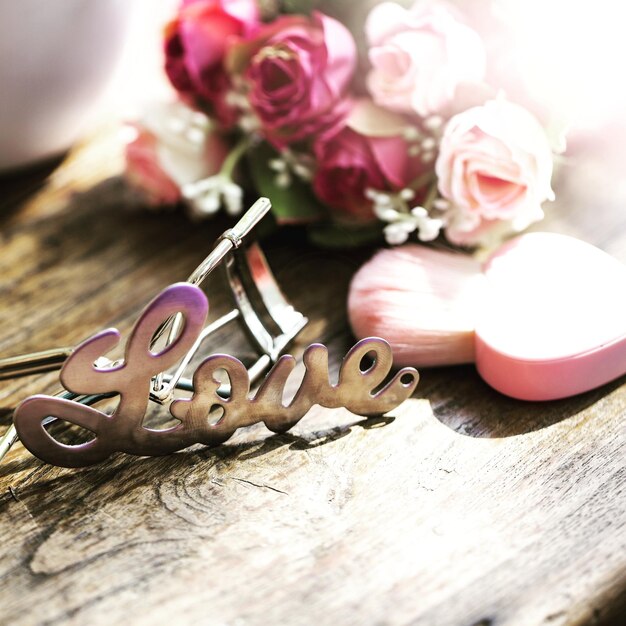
[346,99,408,138]
[365,2,411,46]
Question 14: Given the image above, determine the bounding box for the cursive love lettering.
[14,283,418,467]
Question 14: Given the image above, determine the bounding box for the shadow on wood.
[0,412,396,484]
[419,365,626,439]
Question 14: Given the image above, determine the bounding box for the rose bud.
[313,119,419,224]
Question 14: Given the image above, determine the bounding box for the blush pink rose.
[365,1,486,117]
[435,99,555,246]
[126,127,182,206]
[164,0,259,125]
[239,12,357,147]
[124,101,229,207]
[313,125,417,223]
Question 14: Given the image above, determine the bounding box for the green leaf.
[308,221,383,249]
[247,142,325,224]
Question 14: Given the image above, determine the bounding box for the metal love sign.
[14,283,419,467]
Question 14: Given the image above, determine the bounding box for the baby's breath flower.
[269,158,291,188]
[366,188,405,221]
[403,126,422,142]
[411,207,444,241]
[371,187,445,245]
[268,149,315,188]
[384,221,416,245]
[420,137,437,151]
[424,115,444,133]
[399,188,416,202]
[433,198,451,211]
[182,175,243,218]
[239,112,261,133]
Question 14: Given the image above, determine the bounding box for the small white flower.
[399,188,416,202]
[269,158,288,172]
[420,137,437,152]
[396,205,444,242]
[292,163,313,182]
[414,214,444,241]
[223,77,261,135]
[190,111,210,128]
[369,186,448,245]
[182,175,243,218]
[168,117,186,135]
[433,198,450,211]
[225,90,250,109]
[269,157,292,188]
[268,149,315,188]
[403,126,422,142]
[384,221,416,245]
[142,101,212,161]
[424,115,444,132]
[375,206,401,222]
[365,188,384,202]
[185,125,206,145]
[223,182,243,215]
[275,172,291,189]
[163,104,211,139]
[370,188,425,225]
[239,113,261,133]
[367,188,401,221]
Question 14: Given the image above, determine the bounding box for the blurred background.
[2,0,626,172]
[0,0,178,171]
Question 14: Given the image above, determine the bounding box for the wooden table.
[0,128,624,626]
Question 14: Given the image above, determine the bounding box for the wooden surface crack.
[231,476,289,495]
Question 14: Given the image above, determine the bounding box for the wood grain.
[0,128,624,626]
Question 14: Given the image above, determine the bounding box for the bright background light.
[99,0,626,139]
[98,0,178,118]
[497,0,626,132]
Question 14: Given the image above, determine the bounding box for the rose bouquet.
[125,0,563,249]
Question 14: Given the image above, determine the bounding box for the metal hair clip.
[0,198,419,468]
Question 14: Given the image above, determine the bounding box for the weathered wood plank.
[0,130,624,626]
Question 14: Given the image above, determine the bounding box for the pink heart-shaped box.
[476,233,626,400]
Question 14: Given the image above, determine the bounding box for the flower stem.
[408,171,437,191]
[422,180,439,212]
[219,137,251,179]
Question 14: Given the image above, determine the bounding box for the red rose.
[164,0,259,124]
[313,128,393,223]
[233,12,356,147]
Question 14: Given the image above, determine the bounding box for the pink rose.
[124,101,229,207]
[313,124,417,223]
[435,99,555,245]
[235,12,356,147]
[365,1,486,117]
[126,127,181,206]
[164,0,259,124]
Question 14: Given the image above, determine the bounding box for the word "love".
[14,284,419,467]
